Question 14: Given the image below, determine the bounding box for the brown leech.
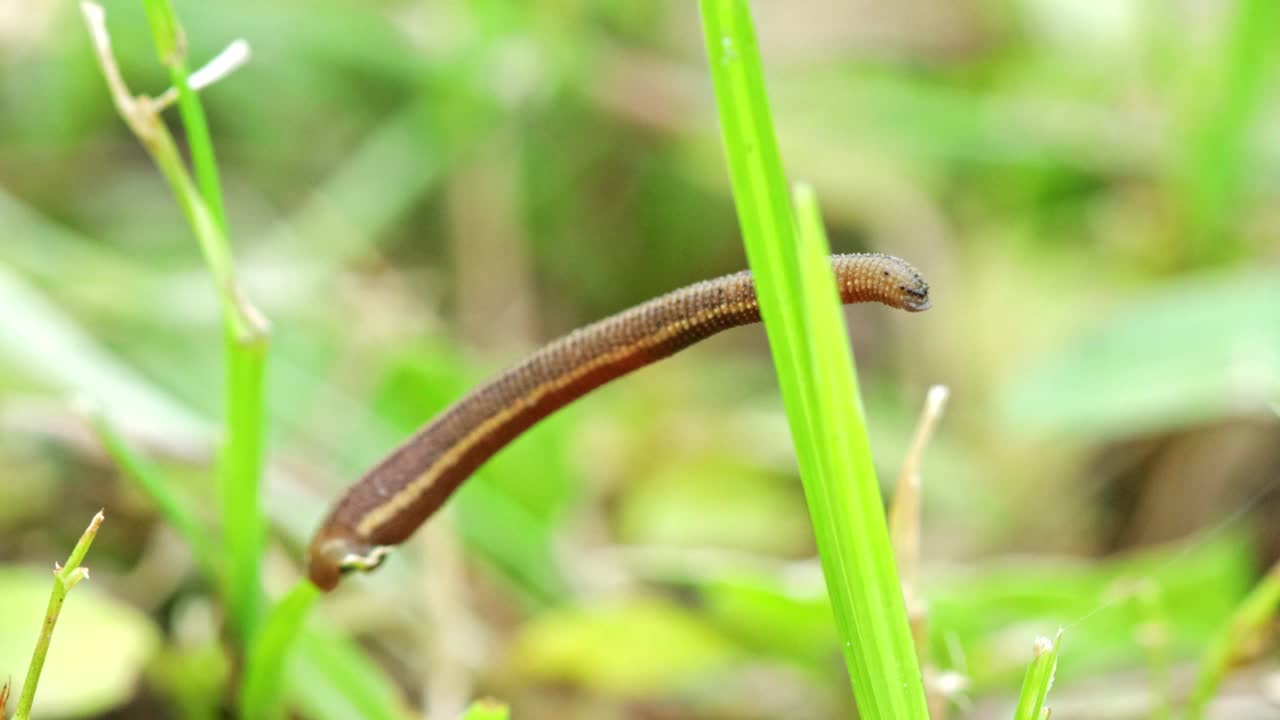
[308,253,930,590]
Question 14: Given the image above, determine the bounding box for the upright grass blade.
[286,629,408,720]
[218,333,269,641]
[1012,631,1062,720]
[698,2,928,716]
[133,0,270,641]
[80,8,410,720]
[1187,560,1280,718]
[240,582,320,720]
[141,0,229,232]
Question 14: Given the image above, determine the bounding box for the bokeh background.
[2,0,1280,718]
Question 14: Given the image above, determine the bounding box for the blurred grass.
[88,410,216,574]
[240,581,319,720]
[1188,559,1280,718]
[1171,0,1280,264]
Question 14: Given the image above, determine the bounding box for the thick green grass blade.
[1013,631,1062,720]
[697,1,928,717]
[239,581,319,720]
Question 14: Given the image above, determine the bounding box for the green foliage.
[285,630,408,720]
[1003,267,1280,439]
[240,582,320,720]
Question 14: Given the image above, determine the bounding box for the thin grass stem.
[12,511,105,720]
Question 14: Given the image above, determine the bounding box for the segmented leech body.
[307,253,930,590]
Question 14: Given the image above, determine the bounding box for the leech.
[307,253,930,590]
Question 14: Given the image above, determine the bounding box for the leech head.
[839,253,931,312]
[306,531,392,592]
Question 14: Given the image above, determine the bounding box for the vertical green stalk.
[698,1,928,717]
[220,331,269,640]
[13,512,105,720]
[138,0,268,641]
[141,0,229,235]
[240,581,320,720]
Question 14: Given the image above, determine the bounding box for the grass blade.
[13,512,105,720]
[1012,630,1062,720]
[697,1,928,716]
[218,333,269,640]
[286,629,407,720]
[82,0,271,641]
[240,581,319,720]
[1187,559,1280,718]
[134,0,269,641]
[87,410,216,574]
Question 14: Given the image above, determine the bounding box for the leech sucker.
[307,253,930,590]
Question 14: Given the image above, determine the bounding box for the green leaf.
[240,582,319,720]
[1003,268,1280,439]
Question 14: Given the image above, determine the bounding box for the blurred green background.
[2,0,1279,718]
